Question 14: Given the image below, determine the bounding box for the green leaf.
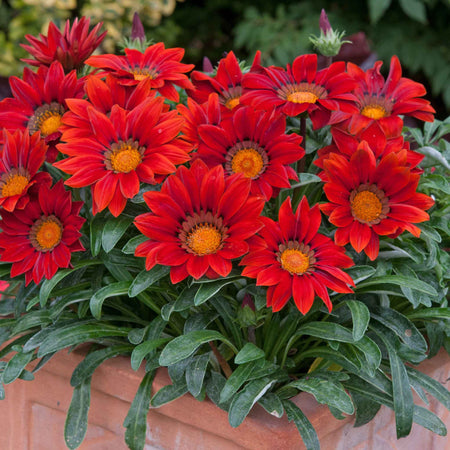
[351,391,381,428]
[2,350,34,384]
[124,371,155,450]
[413,405,447,436]
[399,0,427,24]
[406,308,450,321]
[128,327,148,345]
[220,360,260,404]
[193,277,241,306]
[228,377,276,427]
[235,343,265,364]
[89,281,131,319]
[12,310,52,335]
[356,275,438,296]
[418,223,443,242]
[206,371,230,410]
[128,266,170,297]
[151,381,188,407]
[186,353,210,397]
[289,173,322,188]
[368,0,392,23]
[131,338,171,371]
[102,216,134,253]
[371,307,427,353]
[90,216,103,257]
[65,378,91,450]
[37,323,130,357]
[344,300,370,341]
[283,400,320,450]
[288,377,354,415]
[71,345,133,387]
[159,330,237,366]
[346,265,376,284]
[122,235,147,254]
[258,393,284,418]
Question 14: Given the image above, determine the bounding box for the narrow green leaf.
[2,350,34,384]
[351,391,381,428]
[128,266,170,298]
[346,265,376,284]
[128,327,148,345]
[90,216,103,257]
[258,393,284,418]
[151,381,188,407]
[131,338,171,371]
[124,371,155,450]
[413,405,447,436]
[194,277,241,306]
[37,323,130,357]
[71,345,133,387]
[289,377,354,415]
[344,300,370,341]
[283,400,320,450]
[12,310,52,335]
[406,308,450,321]
[235,343,265,364]
[122,235,147,254]
[289,173,321,188]
[102,216,134,253]
[186,353,210,397]
[399,0,427,24]
[65,378,91,450]
[220,361,259,404]
[159,330,237,366]
[206,371,229,410]
[90,281,131,319]
[356,275,438,296]
[228,377,275,427]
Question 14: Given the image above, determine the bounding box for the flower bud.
[131,12,145,42]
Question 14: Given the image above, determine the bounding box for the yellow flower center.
[28,102,65,137]
[361,105,386,120]
[187,224,222,256]
[107,141,143,173]
[1,174,29,197]
[280,248,310,275]
[351,190,382,223]
[225,97,240,110]
[39,113,62,136]
[132,67,158,81]
[286,91,318,104]
[231,148,264,179]
[30,215,63,251]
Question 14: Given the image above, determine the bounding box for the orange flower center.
[187,223,222,256]
[28,102,65,137]
[280,248,310,275]
[351,190,382,223]
[30,215,63,251]
[132,67,158,81]
[361,104,386,120]
[1,173,29,197]
[106,140,144,173]
[225,97,240,110]
[231,148,264,178]
[287,91,318,104]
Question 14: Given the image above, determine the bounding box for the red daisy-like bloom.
[240,53,357,129]
[0,129,51,212]
[240,197,354,314]
[177,93,221,150]
[61,75,158,141]
[0,180,85,286]
[134,159,265,284]
[197,106,304,200]
[187,51,261,116]
[0,61,84,162]
[21,17,106,72]
[55,97,192,217]
[314,121,424,174]
[320,141,434,260]
[345,55,435,135]
[85,43,194,102]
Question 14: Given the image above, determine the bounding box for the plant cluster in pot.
[0,10,449,450]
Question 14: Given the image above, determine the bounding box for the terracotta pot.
[1,348,449,450]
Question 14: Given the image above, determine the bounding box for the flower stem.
[209,341,233,378]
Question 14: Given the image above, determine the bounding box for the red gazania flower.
[241,54,357,129]
[0,129,51,212]
[0,181,85,286]
[85,43,194,102]
[177,93,221,150]
[314,121,424,173]
[240,197,354,314]
[21,17,106,72]
[197,106,304,200]
[346,55,435,135]
[187,51,261,116]
[55,97,192,217]
[320,141,434,260]
[134,160,265,284]
[61,75,158,141]
[0,61,84,162]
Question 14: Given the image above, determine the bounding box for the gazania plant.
[0,11,449,450]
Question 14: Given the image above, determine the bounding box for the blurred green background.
[0,0,449,117]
